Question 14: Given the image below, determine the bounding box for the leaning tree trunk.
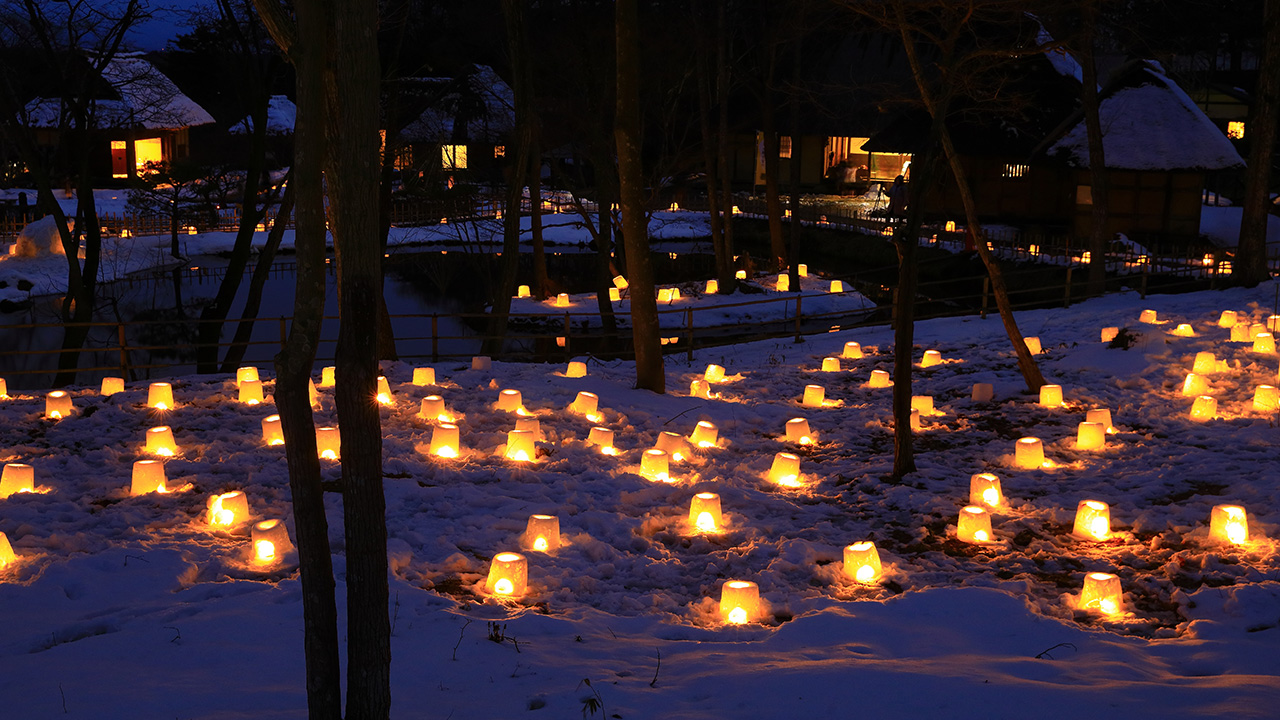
[54,134,102,388]
[221,172,296,372]
[1238,0,1280,286]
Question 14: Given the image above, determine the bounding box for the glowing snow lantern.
[236,366,260,387]
[658,288,675,302]
[798,264,808,277]
[1015,437,1045,469]
[785,417,814,445]
[705,279,719,294]
[239,379,265,405]
[252,519,292,564]
[261,414,284,445]
[505,429,536,462]
[570,391,600,420]
[1171,323,1195,337]
[735,270,747,280]
[495,389,523,412]
[1100,327,1119,343]
[1251,322,1267,340]
[801,384,825,408]
[829,280,843,293]
[1210,504,1249,545]
[822,357,841,372]
[0,531,13,567]
[1218,310,1238,328]
[1023,337,1042,355]
[690,421,719,448]
[769,452,802,487]
[843,342,863,359]
[957,505,994,543]
[689,492,722,532]
[1190,395,1217,422]
[516,284,531,298]
[373,376,393,405]
[1254,332,1276,354]
[130,459,167,496]
[608,287,621,302]
[566,361,587,378]
[921,350,942,368]
[640,449,671,482]
[969,473,1003,509]
[719,580,761,624]
[45,391,72,419]
[0,463,34,498]
[1270,315,1280,333]
[776,274,790,292]
[148,382,175,410]
[525,515,560,552]
[1231,322,1251,342]
[417,396,450,423]
[1086,408,1114,433]
[146,426,177,456]
[655,431,690,462]
[1193,352,1217,374]
[516,416,542,441]
[426,423,460,458]
[486,552,529,597]
[1038,384,1063,408]
[412,367,436,386]
[1073,500,1111,541]
[1181,373,1209,397]
[690,379,712,399]
[909,408,922,431]
[843,541,882,583]
[704,364,726,383]
[207,490,248,527]
[972,383,994,402]
[1139,309,1158,324]
[945,220,956,232]
[553,293,570,308]
[613,275,629,290]
[471,356,492,371]
[910,396,934,415]
[1254,385,1279,412]
[0,378,7,398]
[1080,572,1123,615]
[587,426,616,455]
[101,377,124,396]
[868,370,892,388]
[320,366,336,387]
[316,426,340,459]
[1076,421,1106,451]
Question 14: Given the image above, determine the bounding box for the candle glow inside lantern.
[957,505,994,543]
[1077,421,1106,450]
[1139,309,1158,324]
[969,383,994,403]
[471,356,492,371]
[801,384,825,407]
[704,364,726,383]
[418,396,452,423]
[821,357,841,372]
[566,361,587,378]
[1193,351,1217,374]
[252,519,292,564]
[720,580,761,624]
[504,429,536,462]
[374,376,394,405]
[921,350,942,368]
[705,279,719,294]
[0,463,35,498]
[148,382,175,410]
[207,490,249,526]
[101,376,124,396]
[1231,322,1252,342]
[570,391,601,421]
[587,426,617,455]
[1024,337,1042,355]
[1253,332,1276,354]
[1181,373,1209,396]
[525,515,560,552]
[689,492,722,533]
[1100,327,1119,343]
[640,449,671,482]
[1086,408,1114,433]
[1253,385,1279,412]
[843,541,882,583]
[1038,384,1063,407]
[261,414,284,445]
[1218,310,1238,328]
[413,367,436,386]
[1080,572,1123,615]
[655,431,690,462]
[769,452,802,487]
[911,395,935,415]
[1190,395,1217,421]
[843,341,863,359]
[830,280,843,293]
[1073,500,1111,540]
[45,391,72,419]
[239,378,265,405]
[1171,323,1195,337]
[495,389,523,413]
[316,426,340,460]
[608,287,621,302]
[0,531,14,567]
[236,366,260,387]
[776,274,790,292]
[969,473,1003,509]
[868,370,892,388]
[130,459,167,495]
[785,417,814,445]
[1015,437,1045,469]
[487,552,528,597]
[146,426,178,456]
[1210,504,1249,545]
[320,366,336,387]
[427,423,461,458]
[690,421,719,448]
[516,284,531,298]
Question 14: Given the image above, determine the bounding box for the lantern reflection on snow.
[45,391,72,419]
[1139,309,1158,324]
[640,449,671,482]
[921,350,942,368]
[565,361,587,378]
[316,426,340,459]
[1038,384,1063,407]
[261,415,284,445]
[1171,323,1195,337]
[769,452,802,487]
[1077,421,1106,450]
[1087,408,1114,433]
[969,473,1003,509]
[1024,337,1042,355]
[320,366,336,387]
[148,382,174,410]
[1073,500,1111,541]
[146,426,177,456]
[1254,385,1279,412]
[1190,395,1217,421]
[587,426,617,455]
[1015,437,1045,469]
[418,395,452,423]
[704,364,726,383]
[843,342,863,359]
[1209,505,1249,545]
[801,384,825,407]
[0,463,34,498]
[690,421,719,448]
[487,552,528,596]
[413,367,436,386]
[1100,327,1119,343]
[1193,352,1217,374]
[719,580,761,624]
[130,459,167,496]
[821,357,841,372]
[655,431,690,462]
[785,417,814,445]
[504,429,536,462]
[957,505,993,543]
[1218,310,1238,328]
[525,515,560,552]
[0,531,14,567]
[252,519,292,564]
[428,423,460,458]
[207,491,248,526]
[101,377,124,396]
[1254,332,1276,354]
[972,383,994,402]
[868,370,892,388]
[236,366,259,387]
[689,492,722,532]
[495,389,523,412]
[239,379,264,405]
[843,541,881,583]
[1079,572,1123,615]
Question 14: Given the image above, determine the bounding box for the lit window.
[780,136,792,159]
[393,146,413,171]
[494,145,505,158]
[1002,163,1029,178]
[442,144,467,170]
[1228,121,1245,139]
[134,138,163,175]
[111,140,128,179]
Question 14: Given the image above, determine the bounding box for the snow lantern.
[822,357,841,372]
[1076,421,1106,451]
[1218,310,1238,328]
[705,279,719,294]
[1190,395,1217,422]
[130,459,167,496]
[487,552,528,597]
[909,409,922,431]
[1100,327,1119,343]
[419,396,453,423]
[236,366,260,387]
[843,342,863,359]
[207,491,249,527]
[504,429,535,462]
[525,515,560,552]
[690,421,719,448]
[972,383,994,402]
[830,280,843,293]
[798,264,808,277]
[1209,505,1249,545]
[45,391,72,419]
[969,472,1003,509]
[1270,315,1280,333]
[147,382,175,410]
[689,492,722,533]
[516,285,530,299]
[471,356,492,371]
[252,519,292,565]
[570,391,601,421]
[1181,373,1211,397]
[658,288,675,302]
[719,580,761,624]
[515,417,542,443]
[0,463,34,498]
[495,389,523,413]
[374,376,393,405]
[869,370,892,388]
[566,361,587,378]
[553,293,570,308]
[921,350,942,368]
[801,384,825,407]
[261,415,284,445]
[785,417,814,445]
[613,275,629,290]
[768,452,802,487]
[1171,323,1195,337]
[1139,309,1158,324]
[1250,322,1267,340]
[704,364,726,383]
[413,367,436,386]
[1024,337,1042,355]
[911,395,935,415]
[957,506,994,543]
[655,431,690,462]
[1231,322,1251,342]
[1079,572,1123,615]
[423,422,461,458]
[1254,385,1279,412]
[101,377,124,396]
[1014,437,1045,469]
[1087,408,1114,433]
[1073,500,1111,541]
[0,378,7,398]
[587,427,617,455]
[1253,332,1275,354]
[690,379,712,399]
[608,287,621,302]
[843,541,882,583]
[316,426,341,460]
[239,379,265,405]
[1193,352,1217,374]
[775,275,789,292]
[146,426,177,456]
[0,531,14,567]
[320,366,336,387]
[1038,384,1063,407]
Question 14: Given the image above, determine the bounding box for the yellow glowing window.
[442,144,467,170]
[393,145,413,171]
[1228,121,1245,139]
[1003,163,1030,178]
[134,137,164,174]
[494,145,505,158]
[111,140,128,179]
[780,136,792,159]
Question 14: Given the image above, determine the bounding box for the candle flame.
[533,537,548,552]
[269,439,284,446]
[973,530,989,542]
[493,577,514,595]
[1090,516,1109,539]
[154,403,168,410]
[434,446,458,458]
[695,511,716,533]
[855,564,876,583]
[49,411,62,419]
[601,446,618,456]
[255,540,275,562]
[775,474,801,488]
[247,399,260,405]
[1227,521,1247,544]
[320,449,337,460]
[726,607,748,624]
[509,449,530,462]
[155,447,174,457]
[1098,597,1118,615]
[982,487,999,506]
[697,440,715,448]
[376,393,392,405]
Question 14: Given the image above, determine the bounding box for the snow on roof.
[1046,60,1243,171]
[1033,21,1083,84]
[229,95,297,136]
[399,64,514,144]
[22,54,213,130]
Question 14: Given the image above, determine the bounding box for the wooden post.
[1140,260,1149,299]
[431,314,439,362]
[794,293,803,343]
[1063,267,1073,308]
[117,321,129,380]
[686,307,694,362]
[980,277,990,319]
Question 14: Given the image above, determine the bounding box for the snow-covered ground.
[2,281,1279,718]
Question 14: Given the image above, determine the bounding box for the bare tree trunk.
[695,12,733,291]
[221,172,296,371]
[786,43,802,292]
[1078,8,1110,296]
[530,146,547,299]
[1239,0,1280,286]
[715,0,735,271]
[55,133,102,387]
